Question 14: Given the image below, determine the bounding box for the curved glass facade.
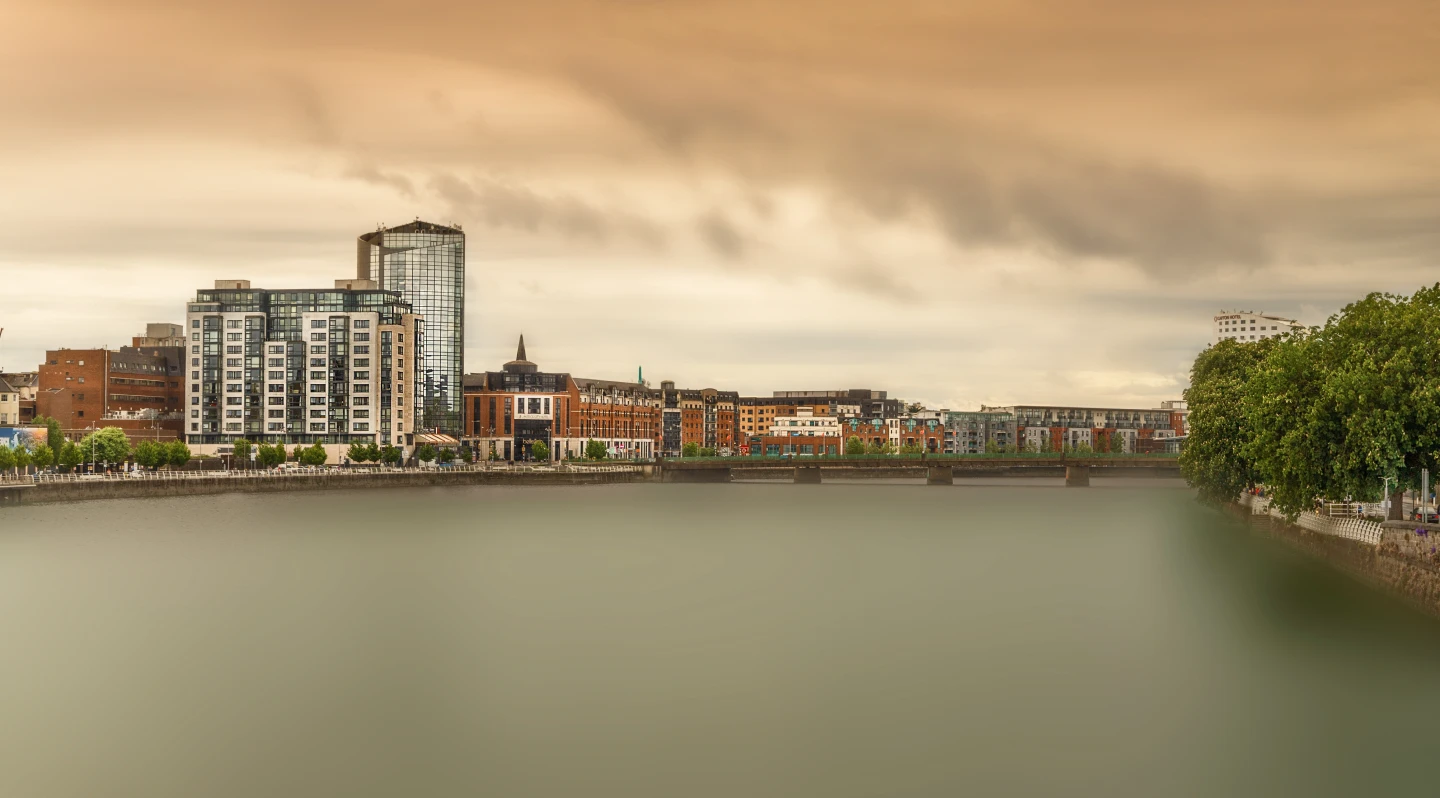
[358,221,465,435]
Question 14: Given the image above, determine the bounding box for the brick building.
[982,404,1185,453]
[464,337,661,461]
[660,382,738,455]
[35,332,185,441]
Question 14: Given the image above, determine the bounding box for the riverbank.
[1,468,644,506]
[1227,501,1440,617]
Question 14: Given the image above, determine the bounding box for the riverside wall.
[12,469,646,506]
[1227,503,1440,616]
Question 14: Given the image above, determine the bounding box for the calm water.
[4,483,1440,797]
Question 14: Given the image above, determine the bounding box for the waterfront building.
[0,371,38,425]
[982,404,1184,453]
[1214,310,1301,344]
[463,337,661,461]
[660,382,737,455]
[944,410,1016,453]
[35,331,186,441]
[768,407,842,438]
[838,416,891,449]
[357,220,465,436]
[182,279,422,458]
[0,375,18,426]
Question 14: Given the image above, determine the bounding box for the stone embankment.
[2,468,645,506]
[1229,498,1440,616]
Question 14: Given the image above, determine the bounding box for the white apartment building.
[1214,311,1301,344]
[183,279,422,461]
[769,407,842,437]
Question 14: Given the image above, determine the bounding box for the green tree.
[33,415,64,453]
[293,445,304,464]
[31,444,54,470]
[584,439,607,460]
[529,441,548,461]
[438,447,457,464]
[58,441,83,472]
[900,443,924,455]
[13,446,32,472]
[867,440,895,455]
[0,445,14,473]
[699,446,716,457]
[416,443,437,464]
[300,443,328,466]
[459,444,474,464]
[1180,337,1284,504]
[381,445,404,466]
[232,438,253,467]
[133,440,162,469]
[844,435,866,455]
[78,427,132,465]
[167,440,192,469]
[347,442,370,463]
[681,442,700,458]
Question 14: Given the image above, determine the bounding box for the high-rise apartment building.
[1214,311,1301,344]
[357,221,465,436]
[182,279,421,456]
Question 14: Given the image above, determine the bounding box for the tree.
[167,440,192,469]
[681,442,700,458]
[0,446,14,473]
[845,436,866,455]
[381,445,404,466]
[78,427,132,466]
[416,443,437,464]
[31,444,54,470]
[900,443,924,455]
[459,444,474,464]
[299,442,328,466]
[867,440,895,455]
[32,415,64,453]
[347,442,370,463]
[585,439,607,460]
[699,446,716,457]
[13,446,32,472]
[58,441,83,472]
[1180,337,1280,504]
[438,447,457,464]
[529,441,548,462]
[134,440,163,470]
[293,445,304,464]
[232,438,253,467]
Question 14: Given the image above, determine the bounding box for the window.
[354,333,370,342]
[191,396,199,405]
[226,396,242,405]
[225,423,241,432]
[268,397,284,406]
[227,346,242,354]
[309,396,326,406]
[226,358,241,367]
[354,346,369,355]
[192,319,200,328]
[268,423,285,432]
[226,370,241,380]
[192,332,200,341]
[309,423,326,432]
[354,358,369,367]
[308,371,324,380]
[310,345,326,354]
[311,333,326,342]
[310,384,326,393]
[353,423,370,432]
[310,410,326,419]
[269,345,285,354]
[226,320,241,329]
[268,358,283,367]
[268,383,284,393]
[354,320,370,328]
[226,409,242,418]
[354,384,369,393]
[226,333,241,341]
[354,410,370,419]
[353,371,369,380]
[352,397,369,406]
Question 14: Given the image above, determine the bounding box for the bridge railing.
[1240,493,1384,546]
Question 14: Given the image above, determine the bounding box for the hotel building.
[1214,310,1301,344]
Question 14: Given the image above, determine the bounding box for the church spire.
[516,334,527,362]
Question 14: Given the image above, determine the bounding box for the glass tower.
[357,221,465,436]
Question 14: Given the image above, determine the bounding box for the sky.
[1,0,1436,409]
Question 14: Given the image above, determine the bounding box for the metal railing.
[1241,494,1384,546]
[15,461,642,484]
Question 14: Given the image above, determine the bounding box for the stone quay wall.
[13,469,643,506]
[1227,502,1440,616]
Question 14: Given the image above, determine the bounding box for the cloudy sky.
[2,0,1436,409]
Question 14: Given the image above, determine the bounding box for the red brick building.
[35,339,184,441]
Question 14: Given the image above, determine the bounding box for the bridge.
[655,455,1181,486]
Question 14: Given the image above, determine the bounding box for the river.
[3,482,1440,797]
